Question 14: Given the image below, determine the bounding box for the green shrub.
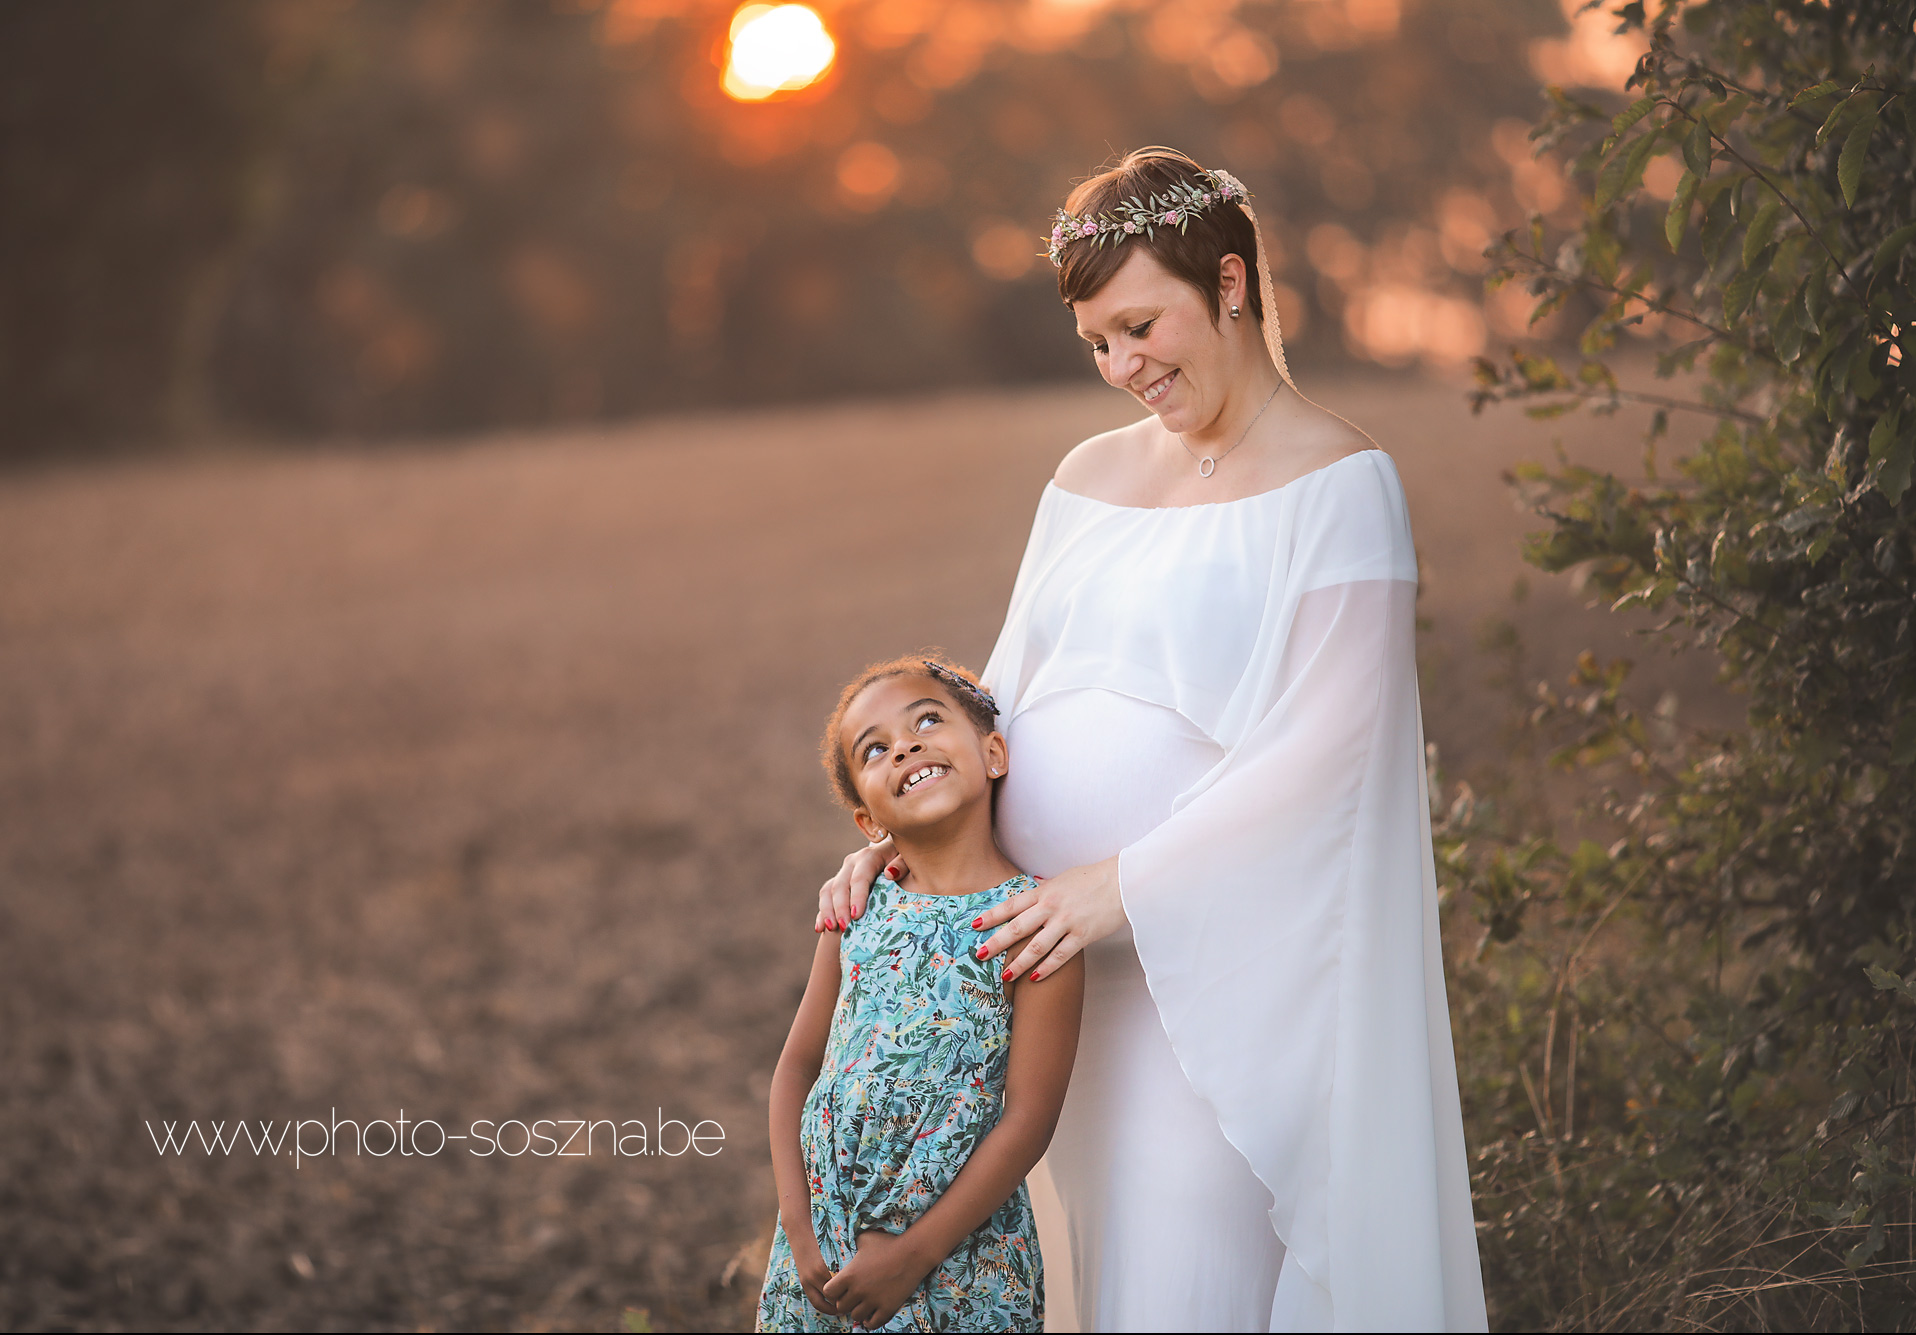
[1452,1,1915,1327]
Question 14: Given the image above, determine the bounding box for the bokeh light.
[835,141,900,211]
[722,4,836,102]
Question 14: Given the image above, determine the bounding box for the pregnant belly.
[996,687,1223,879]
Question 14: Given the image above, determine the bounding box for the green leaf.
[1665,169,1698,250]
[1701,187,1736,267]
[1679,115,1711,178]
[1869,407,1911,504]
[1724,264,1765,324]
[1742,199,1783,266]
[1851,347,1882,399]
[1584,220,1622,284]
[1817,92,1857,147]
[1839,110,1878,208]
[1873,222,1916,280]
[1772,289,1805,364]
[1606,95,1658,149]
[1847,1220,1887,1269]
[1865,964,1912,995]
[1804,262,1831,330]
[1790,79,1842,108]
[1596,131,1662,209]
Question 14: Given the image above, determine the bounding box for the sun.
[723,4,837,102]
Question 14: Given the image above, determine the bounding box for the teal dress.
[756,874,1045,1333]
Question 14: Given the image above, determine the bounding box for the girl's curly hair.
[821,652,999,809]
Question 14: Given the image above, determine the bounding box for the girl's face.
[840,676,1007,841]
[1072,246,1252,435]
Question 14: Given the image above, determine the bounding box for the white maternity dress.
[982,449,1485,1333]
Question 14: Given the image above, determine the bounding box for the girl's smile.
[897,763,950,796]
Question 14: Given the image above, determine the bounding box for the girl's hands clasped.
[791,1237,838,1318]
[821,1229,932,1329]
[972,854,1124,980]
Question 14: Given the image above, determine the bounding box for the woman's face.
[1072,247,1246,435]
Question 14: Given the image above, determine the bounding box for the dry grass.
[0,373,1726,1330]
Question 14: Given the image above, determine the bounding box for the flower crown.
[1045,167,1250,268]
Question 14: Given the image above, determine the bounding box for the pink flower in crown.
[1162,210,1180,224]
[1080,220,1097,237]
[1123,220,1137,233]
[1051,224,1063,241]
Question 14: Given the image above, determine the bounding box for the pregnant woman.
[818,147,1485,1332]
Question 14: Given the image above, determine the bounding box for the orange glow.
[836,141,900,210]
[723,4,836,102]
[970,218,1035,281]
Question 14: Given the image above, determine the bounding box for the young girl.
[755,655,1084,1333]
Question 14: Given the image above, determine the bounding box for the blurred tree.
[1454,0,1915,1326]
[0,2,292,454]
[2,0,1568,456]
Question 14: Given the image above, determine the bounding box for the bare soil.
[0,373,1729,1331]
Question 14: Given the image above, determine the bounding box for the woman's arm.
[821,956,1085,1329]
[814,838,900,933]
[768,930,844,1317]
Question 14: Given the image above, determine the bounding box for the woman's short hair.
[1055,146,1264,324]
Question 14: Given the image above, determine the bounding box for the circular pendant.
[1198,456,1216,477]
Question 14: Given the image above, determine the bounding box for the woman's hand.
[790,1231,839,1318]
[815,838,906,933]
[821,1229,933,1329]
[973,855,1124,980]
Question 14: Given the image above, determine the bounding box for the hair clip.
[923,660,999,718]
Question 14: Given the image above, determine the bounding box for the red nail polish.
[975,946,987,959]
[1002,966,1015,980]
[971,917,983,929]
[885,865,899,877]
[1030,971,1041,981]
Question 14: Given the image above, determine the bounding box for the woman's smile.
[1138,368,1179,403]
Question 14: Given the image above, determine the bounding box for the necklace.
[1179,382,1281,477]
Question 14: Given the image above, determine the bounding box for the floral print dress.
[755,874,1044,1333]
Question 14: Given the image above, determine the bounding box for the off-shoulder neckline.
[1048,447,1384,512]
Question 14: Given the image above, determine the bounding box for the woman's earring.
[1230,304,1241,319]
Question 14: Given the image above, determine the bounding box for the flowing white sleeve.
[1117,464,1487,1332]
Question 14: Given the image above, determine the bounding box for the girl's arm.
[769,929,844,1317]
[822,955,1085,1329]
